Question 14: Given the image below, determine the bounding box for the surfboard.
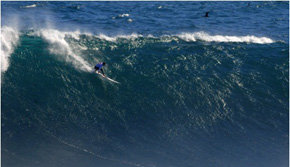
[95,71,120,84]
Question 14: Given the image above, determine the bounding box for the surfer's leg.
[94,67,99,73]
[100,69,105,76]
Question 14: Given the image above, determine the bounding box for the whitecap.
[1,26,20,73]
[118,13,130,17]
[23,4,37,8]
[177,32,274,44]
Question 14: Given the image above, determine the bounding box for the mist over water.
[1,2,289,167]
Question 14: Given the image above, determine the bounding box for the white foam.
[35,29,91,72]
[70,31,274,45]
[97,34,117,42]
[1,26,20,72]
[177,32,274,44]
[118,13,130,17]
[92,32,274,44]
[96,33,142,42]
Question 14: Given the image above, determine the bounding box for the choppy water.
[1,2,289,167]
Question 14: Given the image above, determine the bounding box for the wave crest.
[177,32,274,44]
[1,26,20,73]
[86,31,275,44]
[1,27,276,74]
[34,29,92,72]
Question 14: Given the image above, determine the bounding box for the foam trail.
[177,32,274,44]
[1,26,20,73]
[43,129,144,167]
[36,29,91,72]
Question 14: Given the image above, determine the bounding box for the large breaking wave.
[1,26,288,167]
[1,27,276,73]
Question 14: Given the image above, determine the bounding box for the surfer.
[204,11,209,17]
[94,62,106,76]
[94,62,119,84]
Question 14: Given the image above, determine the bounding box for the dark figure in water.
[94,62,106,76]
[204,12,209,17]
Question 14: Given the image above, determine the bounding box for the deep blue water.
[1,2,289,167]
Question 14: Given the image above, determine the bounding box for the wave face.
[1,2,289,167]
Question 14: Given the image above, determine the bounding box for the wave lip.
[1,26,20,73]
[177,32,275,44]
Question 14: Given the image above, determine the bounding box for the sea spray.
[1,26,20,73]
[35,29,92,72]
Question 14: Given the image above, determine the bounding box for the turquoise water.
[1,2,289,167]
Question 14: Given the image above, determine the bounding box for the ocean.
[1,1,289,167]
